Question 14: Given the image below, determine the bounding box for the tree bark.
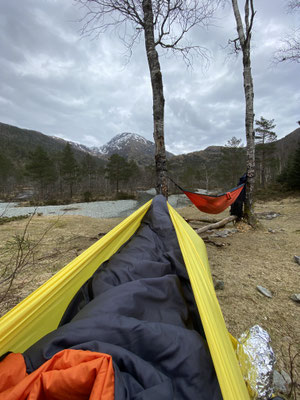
[243,49,256,225]
[231,0,257,226]
[142,0,168,197]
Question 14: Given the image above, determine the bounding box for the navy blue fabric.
[230,173,247,219]
[23,195,222,399]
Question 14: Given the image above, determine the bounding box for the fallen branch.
[185,217,219,224]
[196,215,237,234]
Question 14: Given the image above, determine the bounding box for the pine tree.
[105,154,130,193]
[25,146,56,198]
[287,142,300,189]
[80,153,97,192]
[255,116,277,188]
[0,153,13,193]
[60,144,79,199]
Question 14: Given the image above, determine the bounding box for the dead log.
[196,215,237,234]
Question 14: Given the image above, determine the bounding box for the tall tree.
[195,163,216,192]
[254,117,277,188]
[231,0,257,226]
[75,0,219,197]
[287,141,300,189]
[127,159,141,191]
[106,153,131,193]
[25,146,57,199]
[80,153,97,191]
[220,137,246,188]
[277,141,300,190]
[0,153,14,194]
[273,0,300,64]
[60,143,79,199]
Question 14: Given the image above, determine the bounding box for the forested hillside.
[0,122,299,203]
[0,123,156,201]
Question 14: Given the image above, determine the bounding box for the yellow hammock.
[0,200,250,400]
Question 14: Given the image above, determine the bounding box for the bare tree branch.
[287,0,300,13]
[273,0,300,64]
[74,0,221,196]
[0,212,62,302]
[75,0,219,61]
[273,27,300,64]
[244,0,255,46]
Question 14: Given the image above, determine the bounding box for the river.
[0,190,190,219]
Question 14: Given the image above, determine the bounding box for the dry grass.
[0,214,123,315]
[0,197,299,397]
[180,196,300,398]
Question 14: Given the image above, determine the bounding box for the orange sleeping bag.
[0,349,114,400]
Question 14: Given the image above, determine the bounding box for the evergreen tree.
[106,154,131,193]
[0,153,13,193]
[144,164,156,189]
[80,153,97,191]
[255,117,277,188]
[287,142,300,189]
[25,146,56,198]
[180,166,195,188]
[127,160,141,191]
[60,143,79,198]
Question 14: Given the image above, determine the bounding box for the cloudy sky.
[0,0,299,154]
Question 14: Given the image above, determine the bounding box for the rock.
[211,228,238,238]
[290,293,300,303]
[280,370,292,388]
[273,370,289,394]
[256,212,281,220]
[266,213,280,220]
[268,228,276,233]
[214,280,225,290]
[256,285,273,298]
[294,255,300,265]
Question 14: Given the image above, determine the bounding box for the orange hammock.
[170,178,245,214]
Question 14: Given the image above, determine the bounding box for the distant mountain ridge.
[0,122,98,162]
[1,121,299,169]
[98,132,151,155]
[274,127,300,167]
[0,122,174,167]
[87,132,174,165]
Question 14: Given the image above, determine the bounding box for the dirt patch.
[180,197,300,397]
[0,197,299,397]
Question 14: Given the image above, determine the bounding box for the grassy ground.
[0,196,299,397]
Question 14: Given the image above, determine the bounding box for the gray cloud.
[0,0,299,155]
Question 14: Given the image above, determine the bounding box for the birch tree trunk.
[76,0,220,199]
[142,0,168,197]
[231,0,257,226]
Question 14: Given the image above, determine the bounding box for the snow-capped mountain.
[51,131,174,165]
[50,135,96,156]
[99,132,150,155]
[92,132,174,165]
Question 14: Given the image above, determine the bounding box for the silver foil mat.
[237,325,276,399]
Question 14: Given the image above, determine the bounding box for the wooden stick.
[196,215,237,234]
[185,217,219,224]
